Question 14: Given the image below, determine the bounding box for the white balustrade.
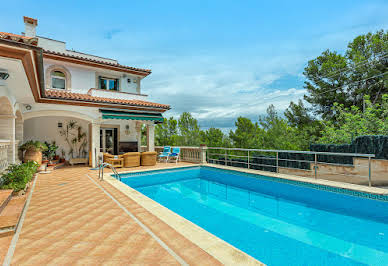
[0,140,10,174]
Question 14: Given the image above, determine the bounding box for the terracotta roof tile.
[43,50,152,75]
[45,89,170,109]
[0,32,38,46]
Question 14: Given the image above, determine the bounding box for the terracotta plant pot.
[24,149,43,165]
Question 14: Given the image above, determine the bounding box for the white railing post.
[276,152,279,173]
[199,144,207,164]
[368,156,372,187]
[247,150,250,169]
[314,153,318,179]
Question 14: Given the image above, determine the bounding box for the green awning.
[101,110,164,122]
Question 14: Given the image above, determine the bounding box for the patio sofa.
[122,152,141,167]
[141,152,157,166]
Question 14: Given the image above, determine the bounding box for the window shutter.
[98,76,102,89]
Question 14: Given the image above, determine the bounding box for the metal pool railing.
[98,162,120,181]
[206,147,376,187]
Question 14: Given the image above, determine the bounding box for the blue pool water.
[119,166,388,266]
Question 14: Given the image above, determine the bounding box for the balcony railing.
[0,140,10,174]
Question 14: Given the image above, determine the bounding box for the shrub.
[19,140,48,152]
[0,161,39,192]
[43,141,58,160]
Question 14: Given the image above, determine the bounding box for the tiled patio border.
[2,173,38,266]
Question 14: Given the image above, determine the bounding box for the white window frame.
[99,77,119,91]
[51,71,66,90]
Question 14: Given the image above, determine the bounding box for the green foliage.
[19,140,47,152]
[0,161,38,191]
[303,30,388,120]
[59,120,87,158]
[178,112,201,146]
[258,105,306,150]
[284,100,323,145]
[155,117,179,146]
[153,30,387,151]
[43,141,58,160]
[229,117,262,148]
[200,127,230,147]
[319,95,388,144]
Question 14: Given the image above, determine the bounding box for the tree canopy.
[154,29,387,149]
[304,30,388,120]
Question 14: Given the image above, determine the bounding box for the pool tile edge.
[204,164,388,196]
[104,173,263,266]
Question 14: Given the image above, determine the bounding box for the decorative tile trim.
[201,166,388,202]
[116,165,388,202]
[116,166,200,178]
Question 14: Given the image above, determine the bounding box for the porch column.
[146,123,155,152]
[90,122,100,168]
[0,115,16,164]
[15,116,23,162]
[136,121,142,152]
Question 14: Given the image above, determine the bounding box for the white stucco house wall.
[0,16,170,169]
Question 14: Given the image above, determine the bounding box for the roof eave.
[41,96,170,112]
[43,51,152,77]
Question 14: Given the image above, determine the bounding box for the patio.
[1,163,224,265]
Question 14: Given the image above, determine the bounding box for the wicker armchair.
[141,151,157,166]
[122,152,141,167]
[103,153,115,163]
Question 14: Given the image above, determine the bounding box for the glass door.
[100,128,118,154]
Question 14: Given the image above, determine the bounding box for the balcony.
[87,88,148,101]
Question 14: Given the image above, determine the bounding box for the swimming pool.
[118,166,388,266]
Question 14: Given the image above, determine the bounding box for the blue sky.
[2,1,388,130]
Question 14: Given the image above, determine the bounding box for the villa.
[0,16,169,169]
[0,16,388,266]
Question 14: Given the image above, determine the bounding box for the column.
[200,144,207,164]
[146,123,155,152]
[90,122,100,167]
[15,118,23,162]
[136,121,142,152]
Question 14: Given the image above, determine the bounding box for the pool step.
[0,197,26,236]
[0,190,13,215]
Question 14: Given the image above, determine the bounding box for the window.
[51,71,66,89]
[99,77,119,91]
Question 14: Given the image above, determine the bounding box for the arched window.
[51,70,66,89]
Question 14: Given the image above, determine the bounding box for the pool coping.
[103,167,263,266]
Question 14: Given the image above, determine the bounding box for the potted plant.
[59,120,88,165]
[20,140,48,165]
[43,141,59,164]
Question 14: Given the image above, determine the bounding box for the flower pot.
[24,149,43,165]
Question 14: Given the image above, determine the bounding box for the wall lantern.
[125,124,130,135]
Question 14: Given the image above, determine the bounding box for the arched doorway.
[23,110,95,164]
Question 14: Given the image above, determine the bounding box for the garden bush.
[0,161,38,192]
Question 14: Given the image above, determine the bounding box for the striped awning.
[100,110,164,122]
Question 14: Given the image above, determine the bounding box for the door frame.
[100,124,120,154]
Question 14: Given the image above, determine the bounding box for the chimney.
[23,16,38,37]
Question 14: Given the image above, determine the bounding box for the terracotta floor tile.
[8,165,221,265]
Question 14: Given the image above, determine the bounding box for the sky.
[2,1,388,131]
